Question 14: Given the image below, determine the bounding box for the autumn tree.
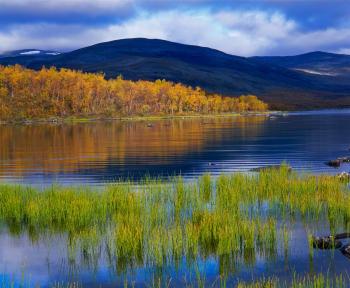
[0,65,268,120]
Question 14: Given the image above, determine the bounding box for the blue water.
[0,109,350,186]
[1,109,350,287]
[0,221,349,287]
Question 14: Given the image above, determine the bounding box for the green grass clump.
[0,165,349,284]
[237,273,349,288]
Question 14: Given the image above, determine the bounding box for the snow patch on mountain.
[20,50,41,55]
[293,68,338,76]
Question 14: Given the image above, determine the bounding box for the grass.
[3,272,350,288]
[236,273,350,288]
[0,164,350,286]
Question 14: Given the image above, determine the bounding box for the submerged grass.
[236,273,350,288]
[0,164,350,286]
[3,273,350,288]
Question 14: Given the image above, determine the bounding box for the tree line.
[0,65,268,120]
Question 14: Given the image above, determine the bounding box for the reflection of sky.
[2,220,350,287]
[0,233,66,287]
[1,110,350,186]
[2,110,350,287]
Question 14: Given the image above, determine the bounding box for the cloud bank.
[0,0,349,56]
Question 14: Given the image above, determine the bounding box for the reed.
[0,164,349,285]
[5,273,349,288]
[237,273,349,288]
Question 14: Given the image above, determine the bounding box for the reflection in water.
[0,116,266,184]
[2,110,350,185]
[1,170,350,287]
[2,110,350,286]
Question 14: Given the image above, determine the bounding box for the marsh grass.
[0,164,350,286]
[236,273,350,288]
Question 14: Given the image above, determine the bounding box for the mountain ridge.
[252,51,350,77]
[1,38,350,109]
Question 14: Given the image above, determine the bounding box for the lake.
[1,109,350,186]
[1,109,350,287]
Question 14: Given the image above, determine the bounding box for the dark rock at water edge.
[341,244,350,259]
[312,235,342,249]
[326,159,341,167]
[326,156,350,168]
[337,156,350,163]
[337,172,350,181]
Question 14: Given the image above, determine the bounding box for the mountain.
[0,49,62,67]
[1,39,350,110]
[252,51,350,77]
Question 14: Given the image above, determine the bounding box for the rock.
[343,157,350,163]
[24,120,33,125]
[337,172,350,181]
[326,157,350,168]
[48,117,58,123]
[337,156,350,163]
[335,232,350,239]
[326,160,341,168]
[312,236,342,250]
[341,244,350,259]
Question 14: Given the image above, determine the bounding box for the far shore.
[0,111,285,125]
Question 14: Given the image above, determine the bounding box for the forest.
[0,65,268,120]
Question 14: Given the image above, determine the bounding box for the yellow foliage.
[0,65,268,120]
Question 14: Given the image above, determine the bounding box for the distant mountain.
[252,51,350,77]
[0,49,62,66]
[1,39,350,110]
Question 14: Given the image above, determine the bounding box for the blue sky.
[0,0,350,56]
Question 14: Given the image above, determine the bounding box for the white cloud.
[0,9,349,56]
[338,48,350,55]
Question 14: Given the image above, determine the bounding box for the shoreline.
[5,107,350,126]
[0,111,282,125]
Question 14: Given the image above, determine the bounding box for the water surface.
[1,109,350,186]
[1,110,350,287]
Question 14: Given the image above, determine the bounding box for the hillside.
[253,51,350,77]
[1,38,350,109]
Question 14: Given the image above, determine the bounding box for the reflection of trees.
[0,116,266,176]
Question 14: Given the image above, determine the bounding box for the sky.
[0,0,350,56]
